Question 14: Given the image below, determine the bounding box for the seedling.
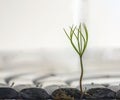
[64,23,88,96]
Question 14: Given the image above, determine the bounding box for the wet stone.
[86,88,116,99]
[0,87,19,99]
[20,88,50,100]
[51,88,83,100]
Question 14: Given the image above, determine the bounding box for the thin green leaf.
[64,23,88,57]
[77,28,81,53]
[63,28,70,39]
[70,40,80,55]
[83,23,88,43]
[81,24,88,55]
[79,25,83,54]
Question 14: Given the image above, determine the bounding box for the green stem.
[79,56,83,97]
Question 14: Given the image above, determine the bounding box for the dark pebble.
[116,90,120,99]
[51,88,84,100]
[20,88,50,100]
[13,84,35,91]
[85,99,116,100]
[44,85,69,95]
[86,88,116,99]
[0,87,19,99]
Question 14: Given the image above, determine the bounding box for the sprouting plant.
[64,23,88,97]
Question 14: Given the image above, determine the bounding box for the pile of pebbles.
[0,84,120,100]
[0,72,120,99]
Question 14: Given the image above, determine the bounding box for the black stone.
[0,87,19,99]
[116,90,120,99]
[20,88,50,100]
[51,88,84,100]
[44,85,69,95]
[85,99,115,100]
[86,88,116,99]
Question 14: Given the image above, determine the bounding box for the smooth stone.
[20,88,50,99]
[85,99,116,100]
[44,85,70,95]
[76,84,105,91]
[0,83,8,87]
[116,90,120,99]
[13,84,36,91]
[108,85,120,92]
[86,88,116,99]
[51,88,83,100]
[41,80,67,88]
[0,87,19,99]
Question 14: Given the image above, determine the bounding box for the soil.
[51,87,116,100]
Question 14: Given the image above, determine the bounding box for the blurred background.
[0,0,120,76]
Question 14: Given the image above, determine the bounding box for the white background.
[0,0,120,51]
[0,0,120,74]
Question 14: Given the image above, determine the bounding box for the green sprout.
[64,23,88,96]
